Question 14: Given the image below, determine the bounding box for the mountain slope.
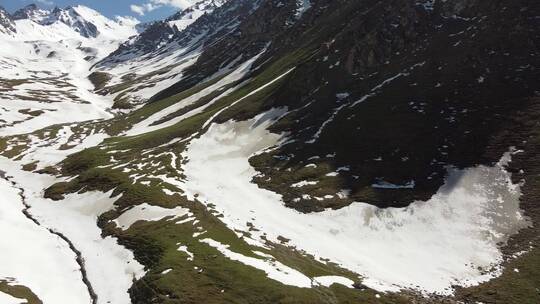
[0,0,538,303]
[0,6,15,34]
[0,5,138,136]
[90,0,264,109]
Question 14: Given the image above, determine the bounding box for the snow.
[372,180,415,189]
[93,22,206,108]
[201,238,312,288]
[313,276,355,288]
[167,0,224,32]
[0,176,91,303]
[114,203,189,230]
[4,125,107,170]
[0,156,145,304]
[291,180,318,188]
[161,268,173,275]
[179,111,530,294]
[201,68,295,129]
[124,52,264,136]
[177,245,195,261]
[295,0,312,19]
[0,291,24,304]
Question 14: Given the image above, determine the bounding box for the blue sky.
[1,0,191,22]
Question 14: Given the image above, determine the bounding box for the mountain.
[12,5,140,39]
[0,4,139,136]
[0,1,538,304]
[12,4,49,23]
[102,0,231,62]
[166,0,228,31]
[0,6,15,34]
[42,6,100,38]
[90,0,261,109]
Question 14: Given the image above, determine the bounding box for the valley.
[0,0,538,303]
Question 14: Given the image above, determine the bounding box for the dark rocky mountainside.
[12,4,45,21]
[245,0,540,212]
[0,6,16,34]
[98,0,250,68]
[121,0,538,212]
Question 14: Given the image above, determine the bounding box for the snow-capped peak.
[12,4,50,23]
[42,6,98,37]
[167,0,228,31]
[9,4,140,40]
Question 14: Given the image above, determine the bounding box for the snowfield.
[0,157,146,304]
[0,291,24,304]
[179,111,530,294]
[0,175,92,304]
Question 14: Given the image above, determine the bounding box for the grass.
[18,109,45,117]
[88,71,111,90]
[455,247,540,304]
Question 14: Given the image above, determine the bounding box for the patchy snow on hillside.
[200,238,313,288]
[124,53,262,136]
[179,111,530,295]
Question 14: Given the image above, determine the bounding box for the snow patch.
[179,112,530,294]
[313,276,355,288]
[200,238,312,288]
[114,203,189,230]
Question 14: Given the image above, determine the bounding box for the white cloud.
[130,0,194,16]
[152,0,194,8]
[115,15,141,26]
[36,0,54,5]
[130,5,146,16]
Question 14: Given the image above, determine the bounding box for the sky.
[1,0,194,22]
